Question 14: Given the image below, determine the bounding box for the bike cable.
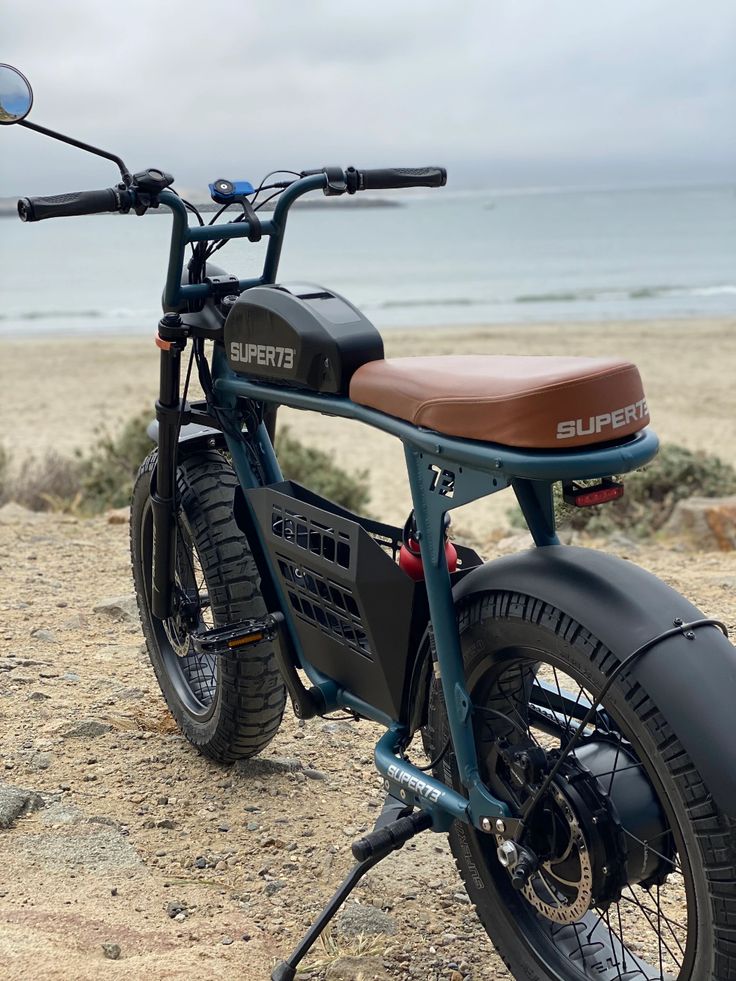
[173,344,196,500]
[202,172,298,263]
[254,187,288,212]
[161,188,208,284]
[250,169,301,207]
[167,187,205,259]
[207,203,232,225]
[474,704,532,739]
[414,738,451,773]
[171,344,199,593]
[516,615,729,840]
[192,339,262,480]
[179,196,204,226]
[176,344,195,441]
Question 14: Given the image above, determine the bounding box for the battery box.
[223,283,384,395]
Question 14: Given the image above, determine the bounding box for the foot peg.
[189,612,283,656]
[270,800,433,981]
[352,809,433,862]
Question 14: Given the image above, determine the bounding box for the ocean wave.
[628,285,736,300]
[515,291,582,304]
[0,309,104,322]
[515,284,736,304]
[2,283,733,326]
[688,285,736,296]
[0,307,153,323]
[372,284,736,311]
[366,297,485,310]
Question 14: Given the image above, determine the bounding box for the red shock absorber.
[399,511,457,582]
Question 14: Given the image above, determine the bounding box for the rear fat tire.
[130,449,286,762]
[425,591,736,980]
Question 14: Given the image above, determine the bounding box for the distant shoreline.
[0,309,732,340]
[4,184,733,333]
[2,179,733,215]
[0,196,402,217]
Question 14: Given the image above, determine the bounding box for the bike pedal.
[190,612,283,657]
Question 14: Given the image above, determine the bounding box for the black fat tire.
[425,590,736,980]
[131,449,285,762]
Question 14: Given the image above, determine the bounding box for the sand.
[3,316,735,534]
[1,317,735,978]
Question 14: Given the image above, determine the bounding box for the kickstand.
[270,797,433,981]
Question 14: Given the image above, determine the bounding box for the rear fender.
[452,545,736,816]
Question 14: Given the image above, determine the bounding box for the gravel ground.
[1,502,735,980]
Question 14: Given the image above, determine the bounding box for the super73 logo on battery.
[230,342,296,370]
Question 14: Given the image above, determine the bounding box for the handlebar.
[16,165,447,308]
[17,165,446,223]
[17,187,131,222]
[350,167,447,191]
[302,165,447,195]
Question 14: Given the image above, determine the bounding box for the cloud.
[2,0,734,194]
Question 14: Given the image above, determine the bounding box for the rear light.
[562,479,624,508]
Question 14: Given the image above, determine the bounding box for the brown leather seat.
[349,355,649,449]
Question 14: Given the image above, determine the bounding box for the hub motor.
[499,738,672,925]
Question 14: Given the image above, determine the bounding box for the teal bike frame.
[154,178,660,836]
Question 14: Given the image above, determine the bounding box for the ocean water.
[0,184,734,335]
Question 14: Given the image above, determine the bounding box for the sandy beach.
[1,317,735,978]
[3,316,735,534]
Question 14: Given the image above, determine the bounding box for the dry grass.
[3,451,86,512]
[297,928,386,977]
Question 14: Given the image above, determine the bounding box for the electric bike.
[4,63,736,980]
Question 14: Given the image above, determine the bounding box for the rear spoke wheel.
[425,590,734,979]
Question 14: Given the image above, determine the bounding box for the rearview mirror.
[0,65,33,125]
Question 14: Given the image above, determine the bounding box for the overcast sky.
[2,0,735,196]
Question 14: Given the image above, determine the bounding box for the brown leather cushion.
[349,355,649,448]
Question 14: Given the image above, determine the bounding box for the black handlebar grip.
[355,167,447,191]
[17,187,126,222]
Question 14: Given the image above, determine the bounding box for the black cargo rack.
[246,481,481,722]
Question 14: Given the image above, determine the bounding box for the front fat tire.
[130,449,286,762]
[425,591,736,980]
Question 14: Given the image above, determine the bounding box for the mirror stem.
[18,119,132,186]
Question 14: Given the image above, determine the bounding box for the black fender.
[452,545,736,817]
[146,420,226,456]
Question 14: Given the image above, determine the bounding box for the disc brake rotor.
[163,575,199,658]
[495,736,673,928]
[500,783,595,925]
[163,614,191,657]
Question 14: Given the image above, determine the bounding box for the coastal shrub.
[1,413,370,516]
[0,414,151,514]
[79,410,154,511]
[275,426,370,513]
[509,444,736,538]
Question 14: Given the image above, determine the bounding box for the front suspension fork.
[150,313,187,620]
